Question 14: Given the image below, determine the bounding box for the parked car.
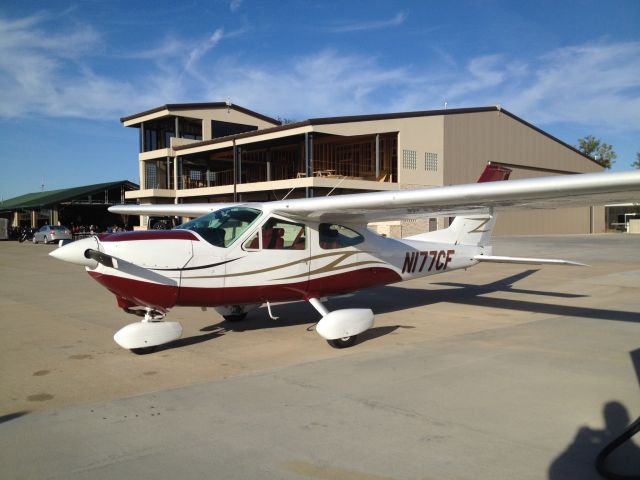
[33,225,72,244]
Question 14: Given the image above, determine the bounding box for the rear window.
[50,226,66,231]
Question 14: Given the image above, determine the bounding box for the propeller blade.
[85,249,118,269]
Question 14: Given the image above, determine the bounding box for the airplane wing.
[268,170,640,223]
[109,203,237,217]
[108,170,640,223]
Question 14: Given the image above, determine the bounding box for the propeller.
[84,249,118,269]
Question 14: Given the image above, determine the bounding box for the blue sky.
[1,0,639,199]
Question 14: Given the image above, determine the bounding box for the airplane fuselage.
[85,214,484,313]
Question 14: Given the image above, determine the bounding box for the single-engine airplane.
[50,165,640,354]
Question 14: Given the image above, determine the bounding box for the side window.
[243,231,260,250]
[319,223,364,249]
[244,217,306,250]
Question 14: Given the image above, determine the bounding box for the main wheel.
[327,336,357,349]
[223,313,247,322]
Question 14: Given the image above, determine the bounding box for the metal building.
[120,104,603,235]
[0,180,139,230]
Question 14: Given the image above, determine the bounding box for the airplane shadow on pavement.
[176,269,638,352]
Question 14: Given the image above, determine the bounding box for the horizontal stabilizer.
[474,255,587,266]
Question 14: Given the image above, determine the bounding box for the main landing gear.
[307,298,374,349]
[214,304,259,322]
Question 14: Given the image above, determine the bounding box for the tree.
[632,152,640,169]
[576,135,617,169]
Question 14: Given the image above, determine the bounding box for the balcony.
[177,133,398,191]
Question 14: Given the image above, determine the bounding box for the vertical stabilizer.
[477,163,512,183]
[446,213,496,246]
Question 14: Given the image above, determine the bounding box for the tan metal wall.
[443,110,604,234]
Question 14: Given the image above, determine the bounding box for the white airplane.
[50,165,640,354]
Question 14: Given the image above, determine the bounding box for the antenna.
[225,97,231,112]
[41,176,45,192]
[444,100,448,110]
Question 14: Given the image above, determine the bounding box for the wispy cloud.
[0,9,638,139]
[185,28,225,72]
[230,0,243,13]
[507,41,640,128]
[330,11,408,33]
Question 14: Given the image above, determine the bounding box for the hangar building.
[120,103,604,235]
[0,180,139,230]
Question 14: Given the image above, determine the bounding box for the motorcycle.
[18,227,37,243]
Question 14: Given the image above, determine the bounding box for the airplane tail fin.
[407,213,497,246]
[477,163,512,183]
[404,164,511,246]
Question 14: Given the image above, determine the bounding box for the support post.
[174,117,180,139]
[266,148,271,182]
[139,122,145,152]
[305,132,314,198]
[167,157,171,189]
[174,156,180,193]
[375,134,380,178]
[233,141,238,202]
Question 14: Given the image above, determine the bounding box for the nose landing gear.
[114,307,183,354]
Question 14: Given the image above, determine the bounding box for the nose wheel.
[327,336,357,349]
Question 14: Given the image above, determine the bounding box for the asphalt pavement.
[1,234,639,479]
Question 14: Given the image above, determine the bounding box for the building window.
[402,149,417,169]
[190,170,201,181]
[211,120,258,139]
[425,152,438,171]
[144,162,157,189]
[180,119,202,140]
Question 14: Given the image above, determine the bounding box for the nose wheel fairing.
[113,320,183,351]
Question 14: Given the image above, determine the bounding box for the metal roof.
[0,180,138,211]
[171,105,598,165]
[120,102,281,126]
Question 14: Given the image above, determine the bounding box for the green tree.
[632,152,640,169]
[576,135,617,169]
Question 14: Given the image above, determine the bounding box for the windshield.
[176,207,262,247]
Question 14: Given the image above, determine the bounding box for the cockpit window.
[176,207,262,247]
[319,223,364,249]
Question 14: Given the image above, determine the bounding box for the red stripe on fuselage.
[88,267,402,309]
[100,230,198,242]
[88,271,178,311]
